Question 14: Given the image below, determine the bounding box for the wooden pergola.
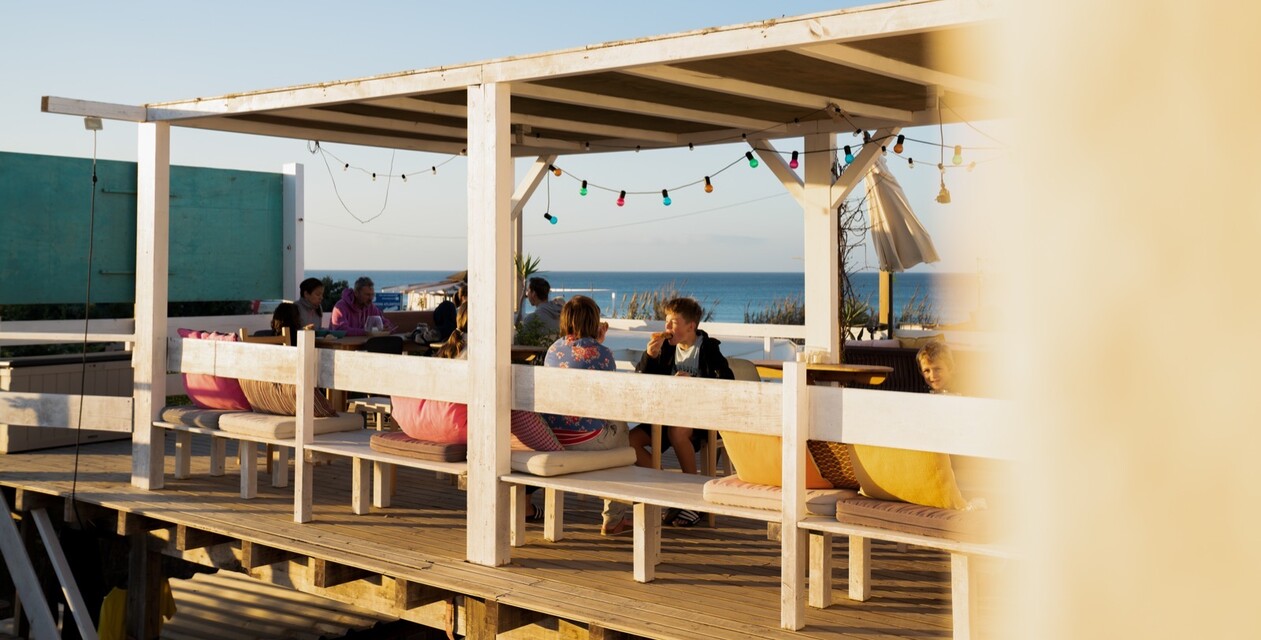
[38,0,1002,631]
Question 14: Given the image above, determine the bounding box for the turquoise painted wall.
[0,151,284,304]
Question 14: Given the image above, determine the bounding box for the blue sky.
[0,1,998,273]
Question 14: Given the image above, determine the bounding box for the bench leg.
[809,532,834,608]
[265,444,274,475]
[352,458,371,515]
[633,503,661,583]
[174,432,192,480]
[848,535,871,602]
[951,553,974,640]
[271,446,289,488]
[650,424,663,470]
[373,462,394,508]
[209,437,226,476]
[239,441,257,499]
[509,485,528,548]
[544,489,564,542]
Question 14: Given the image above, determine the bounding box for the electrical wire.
[69,126,99,526]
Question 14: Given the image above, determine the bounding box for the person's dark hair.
[559,295,601,339]
[299,277,323,297]
[354,276,374,292]
[271,302,301,345]
[436,303,468,359]
[662,297,702,325]
[454,284,468,306]
[527,277,550,299]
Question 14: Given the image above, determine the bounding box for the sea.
[314,270,980,325]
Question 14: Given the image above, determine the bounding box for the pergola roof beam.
[510,83,781,132]
[176,117,468,154]
[797,44,997,100]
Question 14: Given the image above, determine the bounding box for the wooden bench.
[301,429,467,515]
[155,419,288,498]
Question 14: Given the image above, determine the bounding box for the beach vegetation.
[611,282,717,322]
[897,286,939,327]
[743,294,804,325]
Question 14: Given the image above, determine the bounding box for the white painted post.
[294,329,316,523]
[951,553,974,640]
[780,361,808,629]
[466,82,514,567]
[802,133,839,362]
[544,488,564,542]
[283,163,305,299]
[849,535,872,601]
[809,532,834,608]
[133,122,170,490]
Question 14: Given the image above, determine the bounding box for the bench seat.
[703,475,858,517]
[303,429,468,515]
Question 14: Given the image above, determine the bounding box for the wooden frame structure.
[14,0,1008,635]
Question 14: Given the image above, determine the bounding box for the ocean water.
[314,269,979,325]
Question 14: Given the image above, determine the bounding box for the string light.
[401,174,407,182]
[894,135,905,154]
[789,151,799,169]
[908,158,915,169]
[688,143,694,151]
[704,176,713,193]
[936,176,952,204]
[745,151,759,168]
[843,145,854,164]
[617,190,626,207]
[579,180,588,196]
[661,189,672,206]
[550,164,562,176]
[343,163,349,171]
[431,166,436,175]
[544,212,559,224]
[952,145,964,165]
[881,145,888,156]
[372,172,377,181]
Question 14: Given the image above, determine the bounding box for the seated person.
[331,276,396,336]
[917,341,957,395]
[269,302,301,346]
[542,296,633,536]
[432,285,465,342]
[628,297,733,527]
[520,277,563,334]
[296,277,325,330]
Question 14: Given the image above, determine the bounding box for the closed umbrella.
[863,157,939,333]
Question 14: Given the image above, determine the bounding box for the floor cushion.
[177,329,251,411]
[836,497,994,543]
[510,447,637,476]
[703,475,859,516]
[218,411,364,440]
[369,432,466,462]
[159,405,241,430]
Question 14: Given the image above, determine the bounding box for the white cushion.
[702,474,860,516]
[218,411,364,440]
[510,447,637,476]
[160,405,242,430]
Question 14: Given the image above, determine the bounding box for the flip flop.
[669,509,701,528]
[662,507,681,525]
[526,503,543,523]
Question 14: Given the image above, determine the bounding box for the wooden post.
[849,535,872,601]
[780,361,808,629]
[633,503,661,583]
[509,155,555,314]
[465,82,513,567]
[30,509,98,640]
[544,488,564,542]
[126,532,162,640]
[282,163,304,301]
[133,121,170,490]
[294,330,317,523]
[879,271,893,334]
[464,596,501,640]
[951,553,974,640]
[808,532,834,608]
[0,492,59,639]
[802,133,840,362]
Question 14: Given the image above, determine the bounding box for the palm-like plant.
[514,253,543,326]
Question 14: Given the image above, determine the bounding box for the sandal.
[661,507,681,525]
[526,503,543,523]
[601,516,633,536]
[669,509,701,528]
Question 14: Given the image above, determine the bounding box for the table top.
[750,359,892,386]
[315,334,429,354]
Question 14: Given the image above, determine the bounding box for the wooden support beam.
[951,552,974,640]
[802,132,840,361]
[0,492,59,639]
[240,540,299,571]
[544,488,565,542]
[127,532,163,640]
[464,597,500,640]
[392,577,451,611]
[310,557,373,589]
[589,625,628,640]
[512,82,779,131]
[41,96,147,121]
[496,602,548,634]
[780,362,808,630]
[749,138,805,206]
[133,121,170,490]
[14,490,60,514]
[798,44,998,101]
[294,330,317,523]
[808,532,834,609]
[849,535,872,601]
[116,511,165,537]
[174,525,230,552]
[31,509,98,640]
[830,126,900,210]
[0,392,133,432]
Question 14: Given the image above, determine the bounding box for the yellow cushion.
[848,444,968,509]
[720,432,832,489]
[896,334,944,349]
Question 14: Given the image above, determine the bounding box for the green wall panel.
[0,151,284,304]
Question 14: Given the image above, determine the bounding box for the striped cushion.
[369,432,466,462]
[836,497,994,543]
[238,379,338,418]
[702,474,858,516]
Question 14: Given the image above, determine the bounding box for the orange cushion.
[719,432,832,489]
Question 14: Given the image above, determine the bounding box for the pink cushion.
[392,397,468,444]
[177,329,251,411]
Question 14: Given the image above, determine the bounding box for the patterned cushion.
[159,405,241,430]
[218,411,363,439]
[369,432,466,462]
[807,441,860,489]
[702,475,859,516]
[836,497,994,543]
[238,379,338,418]
[510,447,636,476]
[177,329,251,411]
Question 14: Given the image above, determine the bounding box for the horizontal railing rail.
[0,390,133,432]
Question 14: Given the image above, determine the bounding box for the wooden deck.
[0,437,1007,639]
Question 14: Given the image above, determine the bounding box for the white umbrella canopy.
[864,157,940,272]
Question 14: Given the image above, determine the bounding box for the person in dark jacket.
[629,297,733,526]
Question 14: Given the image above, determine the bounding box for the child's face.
[919,358,953,392]
[663,313,697,344]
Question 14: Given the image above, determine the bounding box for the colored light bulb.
[894,134,905,154]
[967,161,977,172]
[617,190,626,207]
[544,212,558,224]
[662,189,671,206]
[789,150,799,169]
[746,151,758,168]
[936,180,951,204]
[952,145,963,165]
[704,176,713,193]
[579,180,588,196]
[843,146,854,164]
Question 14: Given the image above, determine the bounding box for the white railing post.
[283,163,304,299]
[802,133,840,362]
[780,361,808,629]
[294,329,317,523]
[133,122,170,490]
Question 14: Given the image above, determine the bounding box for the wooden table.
[750,359,892,386]
[315,333,429,355]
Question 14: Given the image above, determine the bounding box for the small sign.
[374,292,404,311]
